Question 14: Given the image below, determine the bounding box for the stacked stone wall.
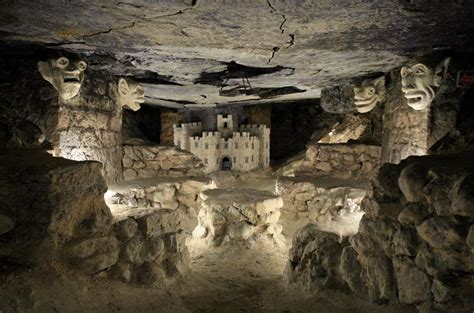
[122,145,204,181]
[277,143,381,178]
[287,154,474,312]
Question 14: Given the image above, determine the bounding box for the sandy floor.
[1,236,415,313]
[1,172,415,313]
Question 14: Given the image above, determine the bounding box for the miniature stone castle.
[173,114,270,172]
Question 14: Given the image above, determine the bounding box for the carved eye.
[57,57,69,68]
[77,61,87,71]
[368,88,375,95]
[415,67,425,75]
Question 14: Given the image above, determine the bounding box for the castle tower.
[217,114,234,138]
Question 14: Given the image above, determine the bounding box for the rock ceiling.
[0,0,473,108]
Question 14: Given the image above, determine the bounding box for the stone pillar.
[381,76,430,164]
[54,76,123,184]
[161,108,184,146]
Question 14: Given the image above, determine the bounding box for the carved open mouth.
[354,95,378,110]
[62,73,81,84]
[404,91,425,104]
[354,97,376,107]
[63,77,80,83]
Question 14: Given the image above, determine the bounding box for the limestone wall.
[108,177,214,211]
[0,149,190,287]
[161,109,184,146]
[122,145,205,181]
[110,212,189,284]
[54,76,123,184]
[277,143,381,178]
[381,68,463,164]
[287,154,474,312]
[0,55,124,184]
[276,177,367,224]
[381,76,430,164]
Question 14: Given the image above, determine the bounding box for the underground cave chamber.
[0,1,474,312]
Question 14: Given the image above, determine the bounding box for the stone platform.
[193,189,284,246]
[276,176,369,224]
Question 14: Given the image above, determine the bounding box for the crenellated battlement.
[173,114,270,171]
[202,131,221,137]
[232,132,251,138]
[239,124,267,130]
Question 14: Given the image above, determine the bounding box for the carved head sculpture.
[117,78,145,111]
[38,56,87,100]
[400,57,450,110]
[353,76,386,113]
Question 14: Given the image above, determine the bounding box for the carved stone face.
[38,56,87,100]
[400,57,450,110]
[117,78,145,111]
[353,76,386,113]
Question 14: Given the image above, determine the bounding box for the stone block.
[393,257,431,304]
[416,217,465,250]
[115,218,138,240]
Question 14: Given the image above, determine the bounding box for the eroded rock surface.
[287,153,474,312]
[0,149,189,286]
[276,177,367,224]
[193,188,284,246]
[122,144,205,180]
[276,143,381,178]
[0,149,114,268]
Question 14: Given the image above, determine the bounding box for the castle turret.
[217,114,234,139]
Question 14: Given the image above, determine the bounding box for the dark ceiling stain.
[219,86,305,99]
[195,60,292,86]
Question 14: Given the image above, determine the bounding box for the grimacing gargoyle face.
[400,57,450,110]
[353,76,386,113]
[117,78,145,111]
[38,57,87,100]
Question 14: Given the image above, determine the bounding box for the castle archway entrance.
[221,157,232,171]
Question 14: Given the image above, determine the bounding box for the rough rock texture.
[276,143,381,178]
[0,149,114,269]
[107,177,214,212]
[320,84,356,113]
[317,85,384,145]
[287,224,349,292]
[317,114,370,144]
[382,62,465,164]
[122,144,205,180]
[287,153,474,312]
[3,1,472,107]
[160,108,184,146]
[429,68,474,155]
[111,212,189,284]
[0,54,59,150]
[381,73,430,164]
[0,149,189,285]
[0,52,124,183]
[54,72,124,183]
[193,189,283,246]
[276,177,367,223]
